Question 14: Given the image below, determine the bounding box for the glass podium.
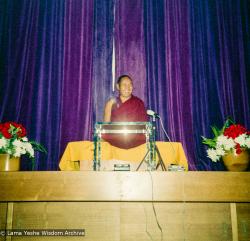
[93,122,156,171]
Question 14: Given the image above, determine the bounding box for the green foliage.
[30,141,47,154]
[202,117,235,148]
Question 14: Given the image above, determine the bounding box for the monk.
[104,75,147,122]
[103,75,148,149]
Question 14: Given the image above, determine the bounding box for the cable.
[143,204,154,241]
[148,170,163,241]
[159,116,171,142]
[158,116,179,167]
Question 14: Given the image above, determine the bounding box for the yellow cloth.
[59,141,188,171]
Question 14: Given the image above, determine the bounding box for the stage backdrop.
[0,0,249,170]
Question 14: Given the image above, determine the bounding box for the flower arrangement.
[0,122,46,169]
[202,118,250,162]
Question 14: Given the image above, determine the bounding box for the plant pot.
[0,154,20,171]
[222,151,249,171]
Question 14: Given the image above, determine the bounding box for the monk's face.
[117,77,133,99]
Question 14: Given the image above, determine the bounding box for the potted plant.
[0,122,46,171]
[202,118,250,171]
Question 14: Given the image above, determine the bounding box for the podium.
[93,122,156,171]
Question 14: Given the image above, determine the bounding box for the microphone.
[147,109,160,118]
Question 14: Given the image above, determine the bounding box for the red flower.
[9,122,20,128]
[3,122,11,129]
[235,143,242,154]
[17,124,27,137]
[1,128,12,139]
[223,124,247,139]
[0,122,27,139]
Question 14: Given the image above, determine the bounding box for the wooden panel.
[183,172,250,202]
[3,202,234,241]
[0,203,7,228]
[11,202,119,241]
[0,203,7,241]
[120,203,232,241]
[231,203,239,241]
[0,172,249,202]
[237,203,250,241]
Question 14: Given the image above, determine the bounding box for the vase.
[0,154,20,171]
[222,150,249,171]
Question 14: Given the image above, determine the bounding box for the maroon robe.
[111,95,148,122]
[102,95,148,149]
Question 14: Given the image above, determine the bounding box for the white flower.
[216,147,225,156]
[207,148,221,162]
[0,122,45,163]
[12,140,28,157]
[225,138,235,150]
[13,147,25,157]
[13,152,20,157]
[216,135,228,146]
[216,135,235,151]
[0,138,7,149]
[245,136,250,148]
[21,137,28,142]
[2,138,36,158]
[22,142,34,157]
[29,148,34,157]
[12,139,24,148]
[235,134,247,146]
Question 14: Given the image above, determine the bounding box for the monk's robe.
[102,95,148,149]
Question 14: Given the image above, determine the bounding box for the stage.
[0,171,249,241]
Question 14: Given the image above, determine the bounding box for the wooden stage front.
[0,171,249,241]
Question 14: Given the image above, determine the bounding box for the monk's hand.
[108,97,116,105]
[104,98,116,122]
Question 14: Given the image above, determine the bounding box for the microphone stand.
[152,115,167,171]
[136,114,167,171]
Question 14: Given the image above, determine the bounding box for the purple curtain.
[115,0,147,102]
[0,0,65,170]
[60,0,94,156]
[0,0,249,170]
[144,0,196,169]
[92,0,114,122]
[0,0,94,170]
[189,0,250,170]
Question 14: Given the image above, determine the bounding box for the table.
[59,141,188,171]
